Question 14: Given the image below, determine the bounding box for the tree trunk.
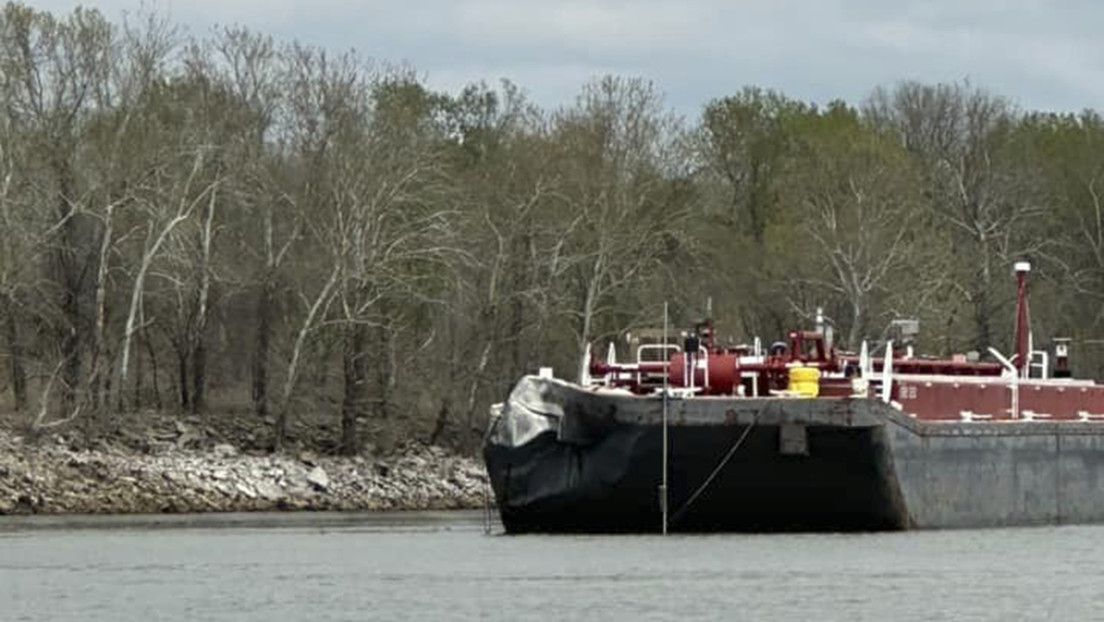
[430,314,461,446]
[102,344,114,416]
[314,333,333,387]
[133,334,144,410]
[191,188,217,416]
[89,202,116,417]
[972,240,993,353]
[341,322,369,456]
[508,232,530,386]
[54,160,82,415]
[120,212,192,407]
[376,322,392,421]
[847,299,863,351]
[508,295,525,383]
[177,348,190,410]
[191,338,207,414]
[274,264,340,451]
[428,397,450,445]
[251,276,275,417]
[60,289,81,415]
[143,326,162,410]
[576,281,598,383]
[748,165,766,245]
[973,288,992,354]
[465,341,492,451]
[3,296,26,411]
[975,247,993,355]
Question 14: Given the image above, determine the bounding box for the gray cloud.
[31,0,1104,116]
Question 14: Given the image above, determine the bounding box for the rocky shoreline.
[0,424,488,516]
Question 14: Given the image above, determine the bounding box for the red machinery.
[583,262,1104,423]
[588,326,844,397]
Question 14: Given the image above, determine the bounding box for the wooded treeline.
[3,4,1104,453]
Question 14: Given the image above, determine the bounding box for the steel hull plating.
[486,424,904,533]
[484,376,1104,533]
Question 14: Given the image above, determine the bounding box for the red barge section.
[484,262,1104,532]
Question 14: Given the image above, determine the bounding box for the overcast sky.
[30,0,1104,118]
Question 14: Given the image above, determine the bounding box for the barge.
[484,262,1104,532]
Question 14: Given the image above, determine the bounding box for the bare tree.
[118,150,218,408]
[778,104,925,348]
[82,11,179,414]
[273,262,339,449]
[0,5,187,422]
[204,26,289,418]
[865,81,1044,351]
[431,81,560,446]
[0,99,29,410]
[323,76,458,454]
[0,5,117,415]
[1027,112,1104,321]
[550,77,691,381]
[269,44,373,451]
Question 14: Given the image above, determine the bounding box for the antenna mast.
[661,302,669,535]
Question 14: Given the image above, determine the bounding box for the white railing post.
[988,347,1019,420]
[881,341,894,403]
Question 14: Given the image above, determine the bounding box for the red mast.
[1014,262,1031,375]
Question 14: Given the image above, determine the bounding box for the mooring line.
[668,402,770,529]
[482,475,494,535]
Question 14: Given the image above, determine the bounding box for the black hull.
[484,376,1104,533]
[486,424,904,533]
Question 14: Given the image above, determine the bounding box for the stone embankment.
[0,425,487,515]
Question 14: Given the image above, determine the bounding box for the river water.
[1,511,1100,621]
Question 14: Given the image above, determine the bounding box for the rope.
[482,475,494,535]
[482,410,505,535]
[668,402,770,528]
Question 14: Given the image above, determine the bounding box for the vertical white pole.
[661,302,669,535]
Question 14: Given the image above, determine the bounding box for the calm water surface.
[1,511,1099,621]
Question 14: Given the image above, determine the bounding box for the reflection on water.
[2,511,1101,621]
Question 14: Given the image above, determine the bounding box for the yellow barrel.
[788,366,820,398]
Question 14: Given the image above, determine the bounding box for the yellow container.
[788,366,820,398]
